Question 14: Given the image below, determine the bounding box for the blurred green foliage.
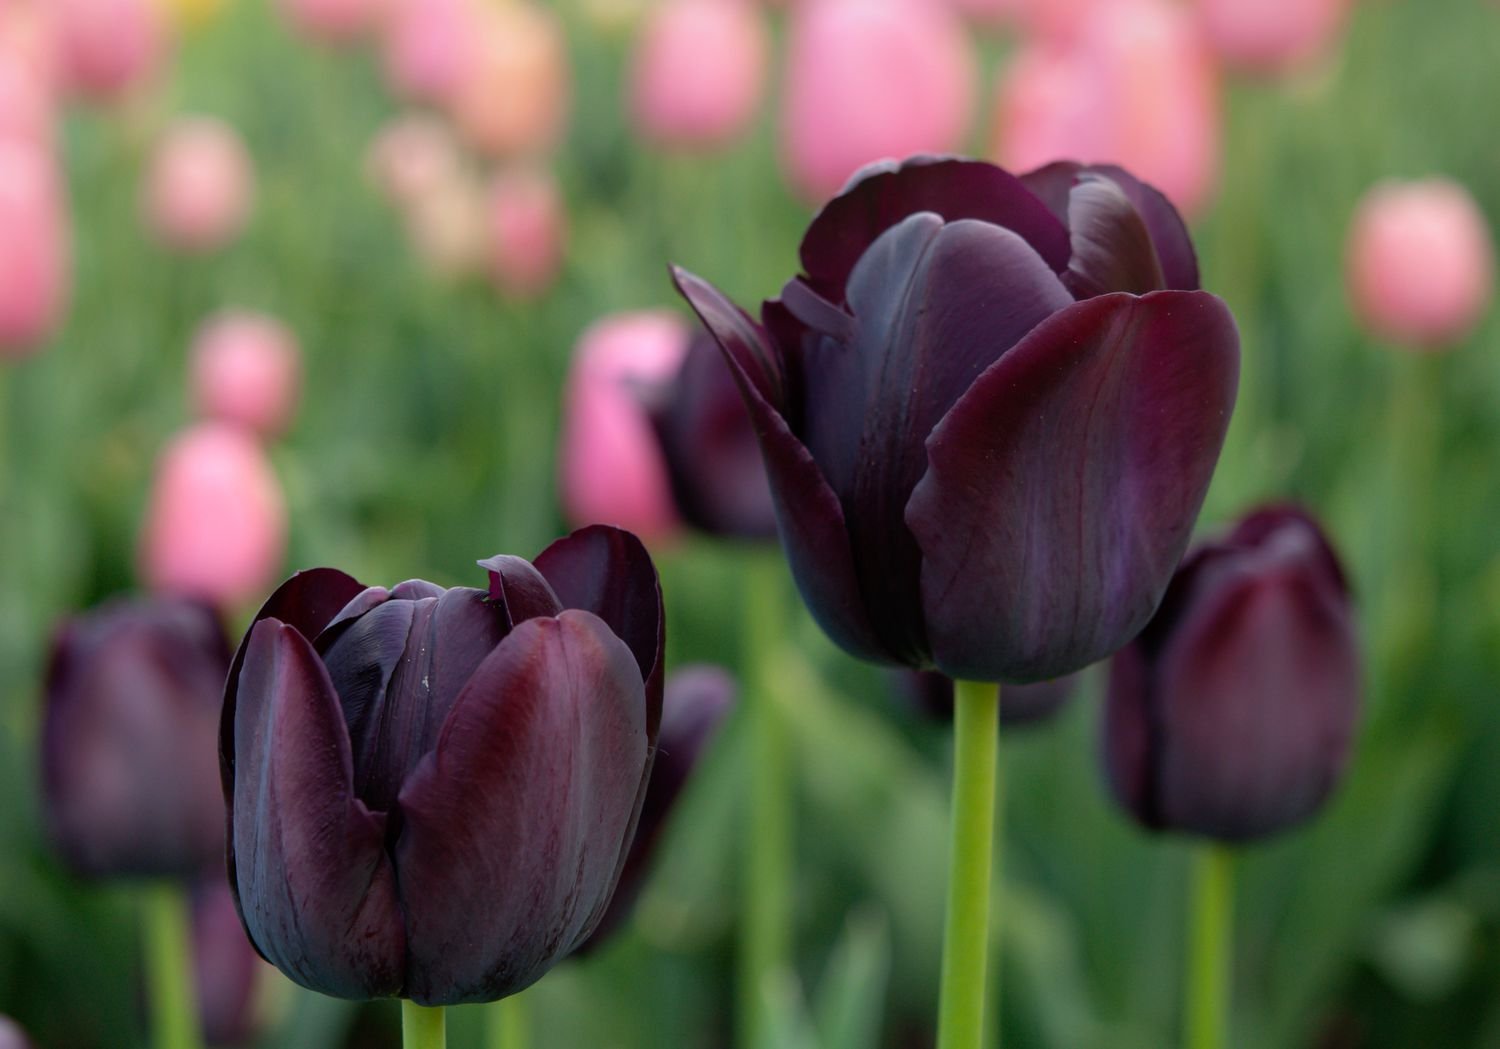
[2,0,1500,1046]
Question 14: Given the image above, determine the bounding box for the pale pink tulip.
[993,0,1219,217]
[54,0,167,102]
[1198,0,1350,76]
[143,116,255,254]
[448,2,570,158]
[629,0,768,150]
[559,312,689,544]
[1,4,60,143]
[780,0,975,202]
[364,112,464,207]
[189,312,302,438]
[277,0,383,45]
[138,423,287,610]
[486,168,565,299]
[380,0,479,104]
[404,172,485,279]
[1346,178,1495,349]
[0,142,69,357]
[0,54,53,148]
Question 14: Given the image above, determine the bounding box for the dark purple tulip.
[0,1016,30,1049]
[1103,506,1360,842]
[650,332,778,540]
[220,526,665,1005]
[898,669,1077,729]
[672,155,1239,683]
[579,664,737,952]
[192,879,267,1047]
[41,597,230,879]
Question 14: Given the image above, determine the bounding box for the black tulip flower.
[1103,506,1361,842]
[672,155,1240,683]
[220,526,665,1005]
[41,597,230,879]
[579,664,737,952]
[650,333,778,540]
[898,670,1077,729]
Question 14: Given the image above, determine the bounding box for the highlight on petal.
[1060,175,1167,298]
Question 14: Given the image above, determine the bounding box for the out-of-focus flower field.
[2,0,1500,1047]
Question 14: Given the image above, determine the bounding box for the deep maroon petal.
[673,266,890,664]
[799,156,1072,296]
[800,214,1073,663]
[908,291,1239,682]
[230,620,404,999]
[315,587,393,645]
[477,554,565,627]
[668,266,786,407]
[393,611,653,1004]
[1059,175,1167,298]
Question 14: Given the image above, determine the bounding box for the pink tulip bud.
[54,0,168,102]
[1198,0,1350,76]
[277,0,384,45]
[380,0,480,104]
[559,312,689,544]
[1346,178,1495,349]
[189,312,302,438]
[404,170,485,279]
[993,0,1219,217]
[139,423,288,611]
[486,168,565,300]
[0,5,59,145]
[143,116,255,254]
[448,3,569,158]
[0,142,69,357]
[628,0,768,151]
[364,112,464,208]
[780,0,975,202]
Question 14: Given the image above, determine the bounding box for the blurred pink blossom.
[190,312,302,438]
[486,167,565,300]
[364,112,465,208]
[629,0,768,150]
[404,171,485,279]
[993,0,1220,217]
[0,142,69,357]
[380,0,480,104]
[139,423,287,611]
[559,312,689,544]
[947,0,1026,30]
[143,116,255,254]
[1346,178,1495,349]
[780,0,975,202]
[1198,0,1351,76]
[0,5,59,144]
[277,0,384,45]
[448,3,569,158]
[54,0,168,102]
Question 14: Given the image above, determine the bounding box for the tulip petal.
[1060,175,1167,297]
[908,291,1239,682]
[230,620,405,999]
[394,611,652,1004]
[799,155,1072,295]
[672,265,889,664]
[477,554,564,627]
[800,214,1073,663]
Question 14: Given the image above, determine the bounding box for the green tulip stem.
[401,1001,446,1049]
[142,883,203,1049]
[1185,845,1236,1049]
[486,993,529,1049]
[936,680,1001,1049]
[739,555,792,1049]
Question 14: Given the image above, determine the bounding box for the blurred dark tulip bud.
[651,333,778,540]
[898,669,1076,729]
[221,526,665,1005]
[578,664,737,953]
[674,155,1239,683]
[1104,506,1361,842]
[41,597,230,879]
[0,1015,31,1049]
[192,879,268,1047]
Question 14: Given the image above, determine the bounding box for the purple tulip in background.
[580,664,737,953]
[191,880,268,1047]
[1104,506,1361,842]
[0,1015,30,1049]
[673,155,1239,684]
[41,597,229,879]
[220,526,664,1005]
[898,669,1077,729]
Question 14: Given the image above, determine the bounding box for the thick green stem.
[936,680,1001,1049]
[1185,845,1235,1049]
[142,883,202,1049]
[738,556,792,1049]
[486,993,529,1049]
[401,1001,446,1049]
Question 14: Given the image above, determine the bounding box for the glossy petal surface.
[478,553,564,627]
